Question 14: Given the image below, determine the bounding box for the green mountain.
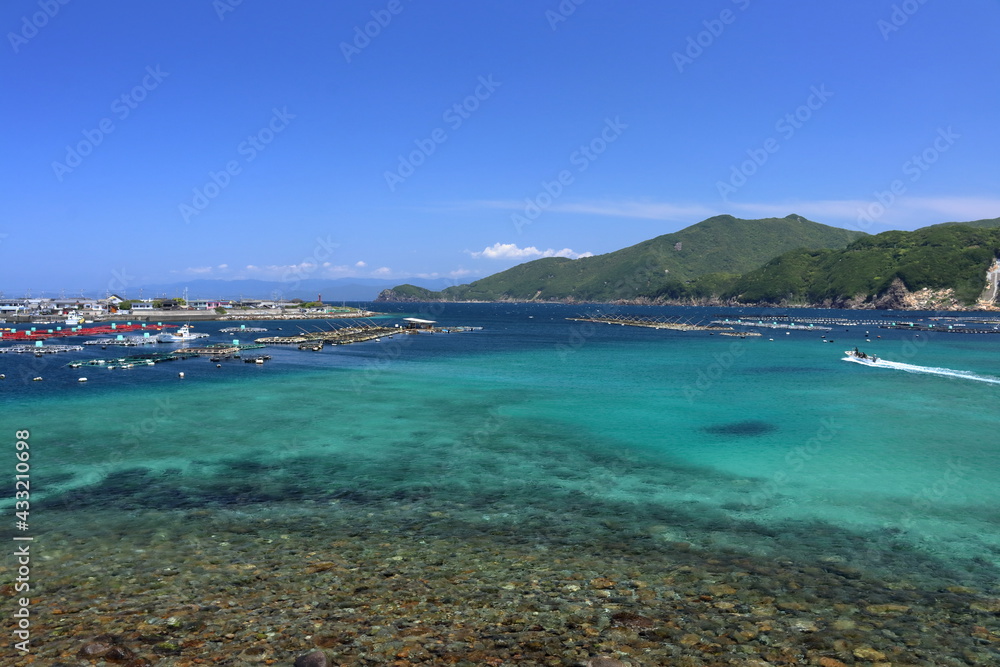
[935,216,1000,229]
[726,224,1000,306]
[380,214,865,302]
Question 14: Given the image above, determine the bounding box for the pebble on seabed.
[294,649,328,667]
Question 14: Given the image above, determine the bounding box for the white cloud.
[726,196,1000,230]
[373,266,392,276]
[469,243,592,260]
[463,198,715,222]
[457,195,999,230]
[355,260,367,268]
[172,266,214,275]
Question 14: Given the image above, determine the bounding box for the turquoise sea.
[3,303,1000,663]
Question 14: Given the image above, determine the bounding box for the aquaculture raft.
[709,319,833,331]
[84,336,160,347]
[174,343,266,355]
[256,323,398,347]
[0,344,83,354]
[567,315,732,332]
[67,351,200,369]
[0,323,175,342]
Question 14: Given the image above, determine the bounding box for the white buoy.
[178,372,185,378]
[78,377,88,382]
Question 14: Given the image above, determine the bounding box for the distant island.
[377,214,1000,310]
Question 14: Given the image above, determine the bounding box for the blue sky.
[2,0,999,295]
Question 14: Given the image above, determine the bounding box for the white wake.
[843,355,1000,385]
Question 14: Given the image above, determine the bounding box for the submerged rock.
[586,658,628,667]
[702,420,776,436]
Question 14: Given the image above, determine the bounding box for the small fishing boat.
[157,324,209,343]
[845,348,878,365]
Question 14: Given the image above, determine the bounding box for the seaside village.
[0,294,346,322]
[0,292,479,377]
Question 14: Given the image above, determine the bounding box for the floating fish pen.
[567,315,732,332]
[710,319,833,331]
[83,336,160,347]
[258,335,308,344]
[0,323,174,342]
[1,344,84,354]
[771,317,885,327]
[174,343,266,355]
[67,351,200,369]
[219,326,268,333]
[221,311,380,321]
[878,322,1000,334]
[257,322,398,346]
[719,331,763,337]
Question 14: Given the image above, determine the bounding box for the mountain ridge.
[378,215,1000,310]
[379,214,866,303]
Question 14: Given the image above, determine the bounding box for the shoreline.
[6,502,1000,666]
[2,309,385,324]
[374,297,1000,312]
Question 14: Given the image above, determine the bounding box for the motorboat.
[845,348,878,365]
[156,324,209,343]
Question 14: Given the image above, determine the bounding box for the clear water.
[3,303,999,589]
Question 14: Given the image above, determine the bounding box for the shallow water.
[3,304,1000,663]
